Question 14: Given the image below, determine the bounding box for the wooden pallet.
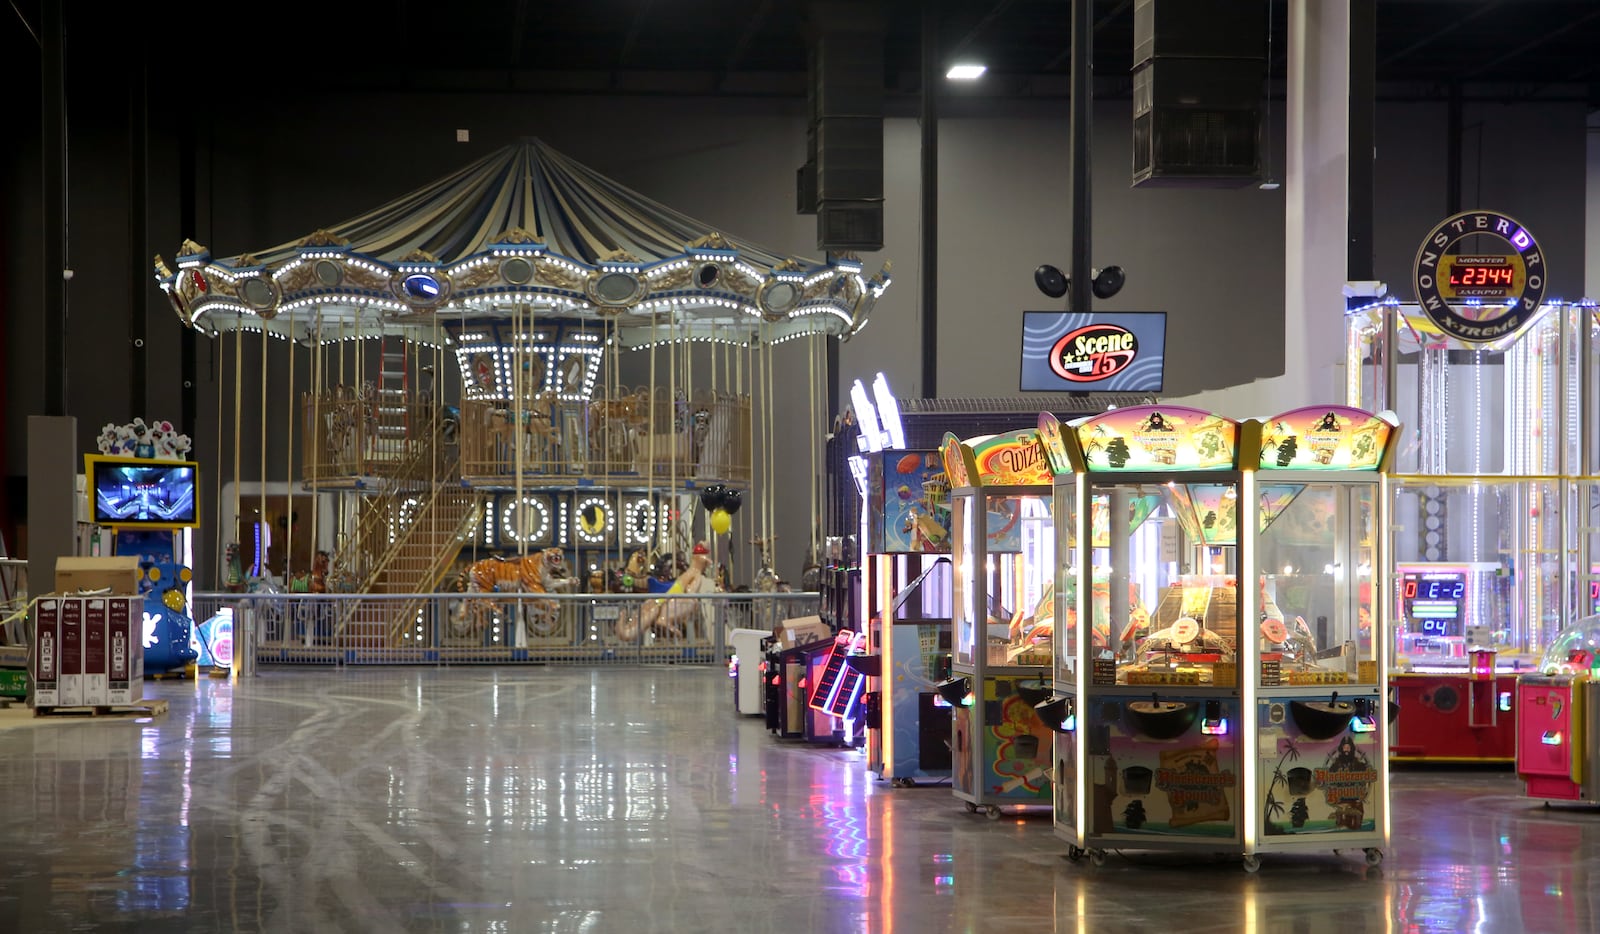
[34,699,170,719]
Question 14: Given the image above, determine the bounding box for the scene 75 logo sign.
[1412,210,1546,343]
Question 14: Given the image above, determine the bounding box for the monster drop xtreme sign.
[1412,210,1546,343]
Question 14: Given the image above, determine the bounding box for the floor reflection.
[0,669,1597,932]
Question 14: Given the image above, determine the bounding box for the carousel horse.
[590,389,649,469]
[452,547,576,638]
[490,392,559,469]
[750,536,781,594]
[615,544,717,641]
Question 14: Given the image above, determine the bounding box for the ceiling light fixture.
[946,63,987,81]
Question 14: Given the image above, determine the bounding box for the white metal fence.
[192,591,820,667]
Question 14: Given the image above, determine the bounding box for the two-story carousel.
[154,139,888,658]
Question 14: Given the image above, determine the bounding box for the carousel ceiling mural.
[153,138,890,348]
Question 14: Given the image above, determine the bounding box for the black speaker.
[1131,0,1266,189]
[818,200,884,252]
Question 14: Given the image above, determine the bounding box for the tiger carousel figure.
[451,547,579,640]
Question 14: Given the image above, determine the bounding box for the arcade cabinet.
[85,454,201,675]
[1044,405,1396,872]
[1517,616,1600,804]
[942,428,1056,819]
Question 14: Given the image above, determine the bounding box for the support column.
[1069,0,1092,316]
[919,3,938,397]
[28,416,77,594]
[41,0,67,417]
[1283,0,1351,404]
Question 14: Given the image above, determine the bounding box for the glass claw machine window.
[940,430,1056,818]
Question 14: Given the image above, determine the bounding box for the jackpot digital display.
[89,458,200,528]
[1442,254,1518,298]
[1401,572,1466,636]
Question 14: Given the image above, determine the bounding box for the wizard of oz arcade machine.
[942,428,1056,818]
[1345,210,1596,762]
[1040,404,1396,871]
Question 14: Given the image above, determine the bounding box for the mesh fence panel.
[193,591,820,667]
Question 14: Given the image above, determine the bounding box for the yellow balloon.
[710,509,732,535]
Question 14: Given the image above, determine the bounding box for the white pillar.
[1284,0,1351,406]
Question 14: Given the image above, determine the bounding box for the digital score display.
[1441,254,1519,300]
[1401,572,1467,634]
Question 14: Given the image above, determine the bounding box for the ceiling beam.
[618,0,652,69]
[1378,0,1501,66]
[724,0,773,75]
[509,0,529,69]
[947,0,1016,62]
[1463,6,1600,79]
[1039,0,1129,74]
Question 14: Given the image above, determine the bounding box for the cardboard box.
[59,597,84,707]
[106,596,143,705]
[773,615,831,650]
[82,598,108,706]
[55,556,142,596]
[32,598,61,707]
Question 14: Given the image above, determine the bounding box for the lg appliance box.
[32,598,61,707]
[82,598,109,706]
[58,597,85,707]
[106,595,143,705]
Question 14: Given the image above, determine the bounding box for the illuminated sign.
[1072,405,1238,472]
[1412,210,1546,343]
[1258,406,1393,470]
[1020,311,1167,392]
[970,430,1053,486]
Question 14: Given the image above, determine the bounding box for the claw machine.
[942,428,1055,818]
[1044,404,1397,871]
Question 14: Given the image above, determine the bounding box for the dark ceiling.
[7,0,1600,104]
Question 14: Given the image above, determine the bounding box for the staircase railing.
[383,493,481,644]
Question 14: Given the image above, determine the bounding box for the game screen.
[91,460,199,527]
[1398,571,1466,654]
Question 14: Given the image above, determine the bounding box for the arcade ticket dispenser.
[942,429,1056,819]
[1043,405,1397,872]
[1517,617,1600,803]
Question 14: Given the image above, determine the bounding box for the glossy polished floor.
[0,668,1596,933]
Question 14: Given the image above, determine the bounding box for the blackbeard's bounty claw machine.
[942,428,1056,819]
[1041,404,1397,871]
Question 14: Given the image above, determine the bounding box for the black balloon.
[700,485,726,511]
[721,489,743,515]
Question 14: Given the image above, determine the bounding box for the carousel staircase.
[330,446,480,648]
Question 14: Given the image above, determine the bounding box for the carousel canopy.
[154,138,890,347]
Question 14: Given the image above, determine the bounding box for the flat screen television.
[86,456,200,529]
[1019,311,1167,393]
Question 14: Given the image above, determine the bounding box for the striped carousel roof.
[154,139,889,346]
